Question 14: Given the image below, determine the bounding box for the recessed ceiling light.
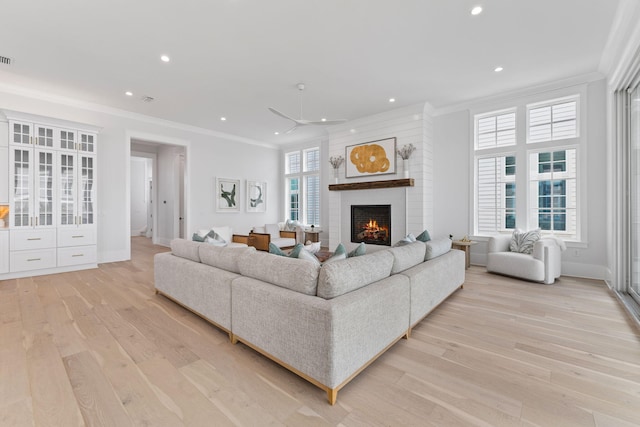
[471,6,483,15]
[274,132,280,135]
[220,117,227,121]
[160,55,170,62]
[125,91,133,96]
[321,118,327,122]
[494,66,504,72]
[389,98,396,103]
[350,129,356,134]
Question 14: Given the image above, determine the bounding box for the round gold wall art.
[349,143,390,173]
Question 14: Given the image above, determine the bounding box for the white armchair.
[486,235,563,284]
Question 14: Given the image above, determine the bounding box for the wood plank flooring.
[1,236,639,426]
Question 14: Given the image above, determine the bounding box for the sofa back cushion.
[317,250,394,299]
[199,245,255,274]
[170,238,201,263]
[388,241,426,274]
[425,238,452,260]
[238,250,320,296]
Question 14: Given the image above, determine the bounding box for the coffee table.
[314,250,333,263]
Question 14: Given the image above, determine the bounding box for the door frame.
[125,131,190,259]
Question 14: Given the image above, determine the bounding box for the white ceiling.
[0,0,620,146]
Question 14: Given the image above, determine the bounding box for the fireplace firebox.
[351,205,391,246]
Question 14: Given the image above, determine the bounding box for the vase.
[333,168,339,184]
[403,159,409,178]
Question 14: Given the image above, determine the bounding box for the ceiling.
[0,0,620,146]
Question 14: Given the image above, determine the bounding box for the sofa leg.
[404,329,411,339]
[327,388,337,405]
[154,289,159,295]
[460,284,464,289]
[229,333,238,344]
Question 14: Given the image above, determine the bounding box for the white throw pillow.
[304,241,321,254]
[510,229,541,254]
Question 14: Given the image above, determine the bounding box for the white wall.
[433,77,609,280]
[0,86,280,262]
[130,156,150,236]
[326,103,434,250]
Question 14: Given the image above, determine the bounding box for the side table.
[305,231,320,243]
[451,240,477,269]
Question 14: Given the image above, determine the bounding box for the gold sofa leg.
[327,388,338,405]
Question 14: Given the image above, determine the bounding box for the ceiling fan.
[268,83,347,134]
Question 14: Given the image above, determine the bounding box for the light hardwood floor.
[1,237,640,426]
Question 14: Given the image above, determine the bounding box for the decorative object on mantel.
[329,178,414,191]
[329,155,344,184]
[345,137,396,178]
[397,143,416,178]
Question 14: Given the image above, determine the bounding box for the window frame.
[284,146,321,226]
[471,87,587,243]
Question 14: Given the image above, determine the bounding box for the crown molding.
[0,81,278,149]
[599,0,640,88]
[432,72,605,117]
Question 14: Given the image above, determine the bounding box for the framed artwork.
[345,137,396,178]
[246,180,267,213]
[216,177,240,212]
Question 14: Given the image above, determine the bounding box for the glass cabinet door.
[11,148,32,228]
[78,132,96,153]
[58,153,76,227]
[79,154,96,225]
[34,149,55,227]
[34,125,55,148]
[11,122,33,146]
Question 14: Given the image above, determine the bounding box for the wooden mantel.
[328,178,414,191]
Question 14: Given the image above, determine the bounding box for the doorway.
[128,137,187,249]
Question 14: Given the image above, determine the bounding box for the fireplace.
[351,205,391,246]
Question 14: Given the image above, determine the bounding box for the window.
[473,94,582,240]
[284,147,320,225]
[529,149,577,235]
[528,97,578,143]
[475,110,516,149]
[476,155,516,233]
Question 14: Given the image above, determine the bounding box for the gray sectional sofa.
[154,238,465,404]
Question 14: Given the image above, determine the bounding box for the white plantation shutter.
[304,148,320,172]
[476,111,516,149]
[305,175,320,225]
[476,155,515,233]
[528,99,577,143]
[286,152,300,174]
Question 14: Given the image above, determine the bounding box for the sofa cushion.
[317,250,394,299]
[388,241,426,274]
[205,231,227,246]
[199,244,255,274]
[265,223,280,240]
[425,238,452,260]
[238,250,320,296]
[170,238,201,263]
[270,237,296,248]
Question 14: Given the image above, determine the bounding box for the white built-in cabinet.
[1,110,99,277]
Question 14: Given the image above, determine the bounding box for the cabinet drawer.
[57,245,97,267]
[10,229,56,251]
[58,228,96,247]
[10,248,56,272]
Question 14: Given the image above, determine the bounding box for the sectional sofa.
[154,238,465,404]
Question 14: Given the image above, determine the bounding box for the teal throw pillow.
[192,233,205,242]
[288,243,304,258]
[348,242,366,257]
[324,243,347,264]
[416,230,431,242]
[268,242,287,256]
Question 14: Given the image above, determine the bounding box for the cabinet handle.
[71,254,84,258]
[27,237,41,241]
[27,258,41,262]
[72,235,84,238]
